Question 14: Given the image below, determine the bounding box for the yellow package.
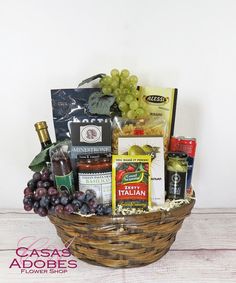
[112,155,151,213]
[139,86,178,143]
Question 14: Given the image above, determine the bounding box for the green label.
[122,171,144,183]
[55,171,74,194]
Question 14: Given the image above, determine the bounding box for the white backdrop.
[0,0,235,208]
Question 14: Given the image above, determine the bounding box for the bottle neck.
[40,140,52,150]
[36,128,52,150]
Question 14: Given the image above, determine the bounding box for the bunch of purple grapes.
[23,168,112,217]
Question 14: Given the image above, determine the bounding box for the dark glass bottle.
[34,121,52,150]
[50,144,75,194]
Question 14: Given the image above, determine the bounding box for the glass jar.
[77,154,112,205]
[166,152,188,200]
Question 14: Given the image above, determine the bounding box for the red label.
[116,183,148,201]
[170,137,197,158]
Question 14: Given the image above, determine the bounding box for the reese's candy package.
[112,155,151,213]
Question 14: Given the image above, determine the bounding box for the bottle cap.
[34,121,48,131]
[34,121,51,144]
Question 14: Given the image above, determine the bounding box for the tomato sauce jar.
[77,154,112,205]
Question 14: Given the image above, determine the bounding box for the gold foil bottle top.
[34,121,51,147]
[34,121,48,131]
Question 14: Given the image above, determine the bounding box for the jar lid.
[168,151,188,159]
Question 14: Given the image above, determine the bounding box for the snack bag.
[51,88,113,141]
[139,86,177,142]
[112,155,151,213]
[51,74,116,141]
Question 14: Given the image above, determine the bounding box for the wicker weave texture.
[48,197,195,268]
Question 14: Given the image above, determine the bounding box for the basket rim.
[48,192,195,225]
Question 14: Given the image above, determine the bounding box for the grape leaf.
[88,91,115,116]
[28,146,52,172]
[29,162,46,173]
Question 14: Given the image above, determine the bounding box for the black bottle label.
[167,171,186,199]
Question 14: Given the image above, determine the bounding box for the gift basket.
[23,69,196,268]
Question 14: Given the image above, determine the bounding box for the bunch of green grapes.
[99,69,146,119]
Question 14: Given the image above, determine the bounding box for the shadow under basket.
[48,194,195,268]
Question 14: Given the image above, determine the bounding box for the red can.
[169,136,197,194]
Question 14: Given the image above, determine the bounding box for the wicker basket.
[48,195,195,268]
